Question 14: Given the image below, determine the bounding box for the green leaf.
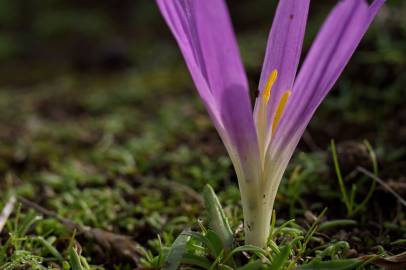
[69,247,85,270]
[318,220,357,232]
[299,259,363,270]
[271,244,291,270]
[17,210,41,237]
[35,236,64,261]
[331,140,352,216]
[218,264,234,270]
[203,184,234,249]
[206,230,225,257]
[237,260,265,270]
[182,253,212,269]
[162,230,191,270]
[224,245,268,264]
[184,231,219,258]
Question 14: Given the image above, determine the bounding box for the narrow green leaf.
[162,230,190,270]
[299,259,363,270]
[391,239,406,245]
[271,244,291,270]
[17,211,41,237]
[69,247,85,270]
[36,236,64,261]
[237,260,265,270]
[218,264,234,270]
[206,230,224,257]
[182,253,212,269]
[203,184,234,249]
[318,220,357,232]
[223,245,267,263]
[184,231,219,258]
[331,140,352,215]
[268,239,280,255]
[352,140,378,215]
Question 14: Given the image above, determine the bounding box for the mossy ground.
[0,0,405,269]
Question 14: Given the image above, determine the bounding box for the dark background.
[1,0,405,147]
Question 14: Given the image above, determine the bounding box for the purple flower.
[156,0,385,247]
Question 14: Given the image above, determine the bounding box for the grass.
[0,65,404,268]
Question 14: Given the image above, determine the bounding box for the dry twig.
[18,196,143,264]
[357,167,406,208]
[0,195,16,233]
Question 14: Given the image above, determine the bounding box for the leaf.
[184,231,220,258]
[237,260,265,270]
[203,184,234,249]
[36,236,64,261]
[223,245,268,263]
[69,247,85,270]
[318,220,357,232]
[218,264,234,270]
[271,244,291,270]
[299,259,363,270]
[162,230,191,270]
[17,210,41,236]
[182,253,212,269]
[205,230,225,257]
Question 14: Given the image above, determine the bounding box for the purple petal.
[220,85,260,168]
[258,0,309,94]
[156,0,260,177]
[156,0,218,120]
[254,0,309,143]
[156,0,250,101]
[271,0,385,157]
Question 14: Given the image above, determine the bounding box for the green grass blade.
[184,231,220,258]
[203,184,234,249]
[331,140,352,215]
[182,253,212,269]
[318,220,357,232]
[35,236,64,261]
[271,244,291,270]
[205,230,225,257]
[69,247,85,270]
[162,230,190,270]
[237,260,265,270]
[223,245,268,264]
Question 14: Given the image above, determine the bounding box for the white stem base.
[240,182,276,247]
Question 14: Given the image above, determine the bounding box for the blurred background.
[0,0,405,267]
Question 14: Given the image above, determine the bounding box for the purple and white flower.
[156,0,385,247]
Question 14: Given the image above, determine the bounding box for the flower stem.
[241,183,274,247]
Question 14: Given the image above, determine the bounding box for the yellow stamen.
[262,69,278,104]
[271,90,291,135]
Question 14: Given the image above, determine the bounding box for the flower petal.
[271,0,385,158]
[156,0,219,122]
[258,0,310,94]
[254,0,310,146]
[156,0,260,182]
[156,0,250,103]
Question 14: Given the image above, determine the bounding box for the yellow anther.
[271,90,291,135]
[262,69,278,104]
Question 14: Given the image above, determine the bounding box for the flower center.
[257,69,291,164]
[262,69,278,104]
[270,89,291,135]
